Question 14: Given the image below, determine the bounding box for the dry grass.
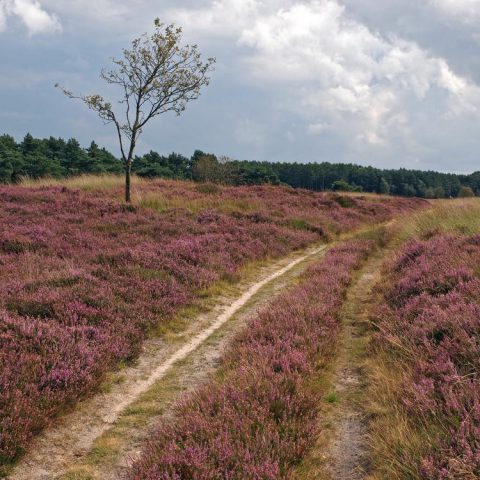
[20,174,146,192]
[133,189,264,215]
[19,174,405,215]
[365,198,480,480]
[393,198,480,242]
[19,175,255,215]
[365,353,436,480]
[337,191,392,200]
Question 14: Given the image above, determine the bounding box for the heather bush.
[374,234,480,479]
[0,182,423,464]
[129,240,375,479]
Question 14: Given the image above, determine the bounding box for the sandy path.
[7,244,327,480]
[326,268,379,479]
[292,245,388,480]
[325,250,389,480]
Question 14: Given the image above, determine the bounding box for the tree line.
[1,133,479,198]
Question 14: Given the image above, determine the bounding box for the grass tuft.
[324,391,341,404]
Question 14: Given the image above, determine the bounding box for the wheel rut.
[294,246,388,480]
[327,270,377,480]
[7,244,327,480]
[326,255,387,480]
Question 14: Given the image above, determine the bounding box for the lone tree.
[57,19,215,202]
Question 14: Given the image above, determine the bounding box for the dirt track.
[293,244,389,480]
[7,244,327,480]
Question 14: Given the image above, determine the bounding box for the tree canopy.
[2,133,479,199]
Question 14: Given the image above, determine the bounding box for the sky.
[1,0,480,173]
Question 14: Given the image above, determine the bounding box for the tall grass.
[393,198,480,242]
[21,176,427,235]
[20,174,146,192]
[367,202,480,479]
[134,189,264,216]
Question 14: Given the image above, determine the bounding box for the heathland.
[1,176,478,480]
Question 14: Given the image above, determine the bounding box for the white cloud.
[171,0,480,153]
[307,122,331,135]
[171,0,266,38]
[0,3,7,31]
[0,0,61,35]
[41,0,130,22]
[432,0,480,22]
[243,2,479,141]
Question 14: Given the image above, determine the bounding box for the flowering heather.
[0,182,423,464]
[133,179,426,235]
[129,240,375,480]
[375,234,480,479]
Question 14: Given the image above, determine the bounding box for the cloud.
[0,0,61,34]
[0,3,7,31]
[171,0,262,37]
[307,122,331,135]
[177,0,480,146]
[166,0,480,167]
[3,0,480,172]
[234,117,267,147]
[431,0,480,22]
[42,0,130,22]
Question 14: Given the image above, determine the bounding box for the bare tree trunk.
[125,160,132,203]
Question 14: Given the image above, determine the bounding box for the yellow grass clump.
[20,174,146,192]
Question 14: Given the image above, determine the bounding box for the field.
[1,178,479,480]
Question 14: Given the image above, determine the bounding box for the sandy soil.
[326,269,380,480]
